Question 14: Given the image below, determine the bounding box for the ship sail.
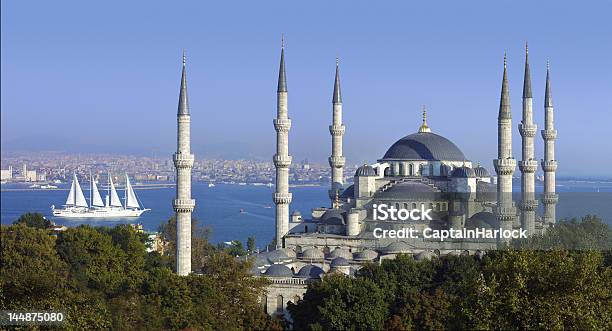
[109,175,123,207]
[91,176,104,207]
[124,174,140,209]
[65,174,76,205]
[73,175,88,207]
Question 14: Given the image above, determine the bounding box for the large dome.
[382,132,466,161]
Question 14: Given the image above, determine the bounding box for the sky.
[1,0,611,177]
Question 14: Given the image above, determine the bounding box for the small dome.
[451,165,476,178]
[414,250,437,261]
[320,209,345,225]
[473,166,490,178]
[264,264,293,277]
[292,210,302,216]
[355,164,377,177]
[266,249,290,263]
[353,249,378,261]
[446,250,462,256]
[330,257,350,267]
[382,241,412,254]
[296,264,325,278]
[300,247,325,260]
[328,248,352,260]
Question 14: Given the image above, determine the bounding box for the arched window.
[409,164,414,176]
[399,163,404,176]
[436,203,441,211]
[262,295,268,314]
[429,164,434,176]
[276,295,284,313]
[412,202,417,209]
[403,203,408,209]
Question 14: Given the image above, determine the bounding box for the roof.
[414,251,437,261]
[466,211,498,229]
[264,264,293,277]
[332,61,342,103]
[177,54,190,115]
[355,164,377,177]
[382,132,466,161]
[296,264,325,278]
[277,47,287,92]
[340,184,354,199]
[266,249,290,263]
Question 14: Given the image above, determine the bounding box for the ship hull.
[52,207,149,218]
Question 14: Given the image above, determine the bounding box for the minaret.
[173,51,195,276]
[541,61,558,229]
[493,53,517,234]
[518,43,538,235]
[273,36,292,249]
[328,57,346,203]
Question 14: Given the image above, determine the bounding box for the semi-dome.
[382,132,466,161]
[451,165,476,178]
[264,264,293,277]
[296,264,325,278]
[340,184,354,199]
[320,209,345,225]
[355,164,377,177]
[330,257,350,267]
[381,241,412,254]
[375,181,439,199]
[473,165,490,178]
[466,211,498,229]
[353,249,378,261]
[328,247,353,260]
[300,247,324,260]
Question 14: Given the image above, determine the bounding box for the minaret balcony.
[519,123,537,137]
[173,153,195,168]
[494,158,516,175]
[329,124,346,136]
[273,192,293,204]
[541,160,558,172]
[519,199,539,211]
[541,129,557,140]
[541,193,559,204]
[518,160,538,173]
[173,199,195,213]
[274,118,292,133]
[273,154,292,168]
[328,156,346,168]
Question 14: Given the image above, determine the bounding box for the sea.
[2,181,611,248]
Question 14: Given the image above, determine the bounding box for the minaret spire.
[329,57,346,202]
[541,61,558,229]
[174,52,196,275]
[273,36,292,249]
[494,51,517,238]
[277,34,287,93]
[519,42,538,235]
[418,105,431,133]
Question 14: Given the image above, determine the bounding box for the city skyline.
[2,1,611,177]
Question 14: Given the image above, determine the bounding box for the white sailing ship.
[51,173,150,218]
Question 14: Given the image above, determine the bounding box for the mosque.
[171,41,558,316]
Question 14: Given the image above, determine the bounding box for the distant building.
[0,166,12,181]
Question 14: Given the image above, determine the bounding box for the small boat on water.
[208,183,215,188]
[239,209,246,214]
[51,173,150,218]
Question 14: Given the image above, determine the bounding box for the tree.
[158,216,215,272]
[247,236,256,253]
[12,212,51,229]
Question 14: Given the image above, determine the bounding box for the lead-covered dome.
[382,132,466,161]
[355,164,377,177]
